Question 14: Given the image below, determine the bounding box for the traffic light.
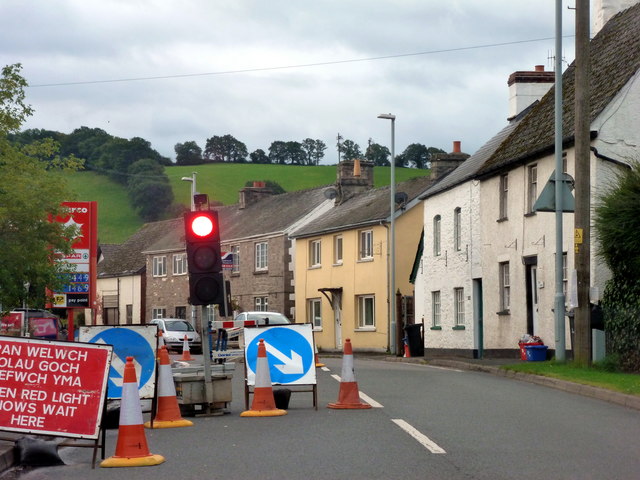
[184,210,224,306]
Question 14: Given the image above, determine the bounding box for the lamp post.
[181,172,197,212]
[378,113,397,355]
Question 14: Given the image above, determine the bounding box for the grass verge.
[501,362,640,396]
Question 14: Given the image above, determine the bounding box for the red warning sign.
[0,337,112,439]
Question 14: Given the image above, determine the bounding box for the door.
[333,293,342,349]
[473,279,484,359]
[530,266,539,334]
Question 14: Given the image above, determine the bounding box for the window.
[152,256,167,277]
[152,308,166,319]
[431,291,441,327]
[527,164,538,213]
[453,207,462,251]
[255,242,268,271]
[499,174,509,220]
[499,262,510,311]
[231,245,240,273]
[308,298,322,328]
[359,230,373,260]
[309,239,321,267]
[454,288,465,326]
[173,253,187,275]
[254,296,268,311]
[333,235,343,265]
[433,215,441,256]
[357,295,375,328]
[175,306,187,319]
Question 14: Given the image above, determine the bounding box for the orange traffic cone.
[314,341,325,368]
[145,346,193,429]
[403,338,411,358]
[101,357,165,467]
[180,335,192,361]
[328,339,371,409]
[240,339,287,417]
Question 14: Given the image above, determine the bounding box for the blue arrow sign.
[245,325,315,385]
[84,327,156,399]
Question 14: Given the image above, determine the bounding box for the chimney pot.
[535,65,545,72]
[452,141,461,153]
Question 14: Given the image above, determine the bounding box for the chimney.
[238,181,274,209]
[430,141,469,181]
[508,65,554,120]
[336,159,374,202]
[593,0,638,34]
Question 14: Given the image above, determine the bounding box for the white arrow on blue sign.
[244,324,316,386]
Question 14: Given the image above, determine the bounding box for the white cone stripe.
[157,364,176,398]
[255,356,272,388]
[340,354,356,382]
[119,382,144,426]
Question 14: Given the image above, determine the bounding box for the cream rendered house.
[293,160,454,353]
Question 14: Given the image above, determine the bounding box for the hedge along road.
[4,356,640,480]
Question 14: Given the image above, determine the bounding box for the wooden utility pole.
[573,0,591,366]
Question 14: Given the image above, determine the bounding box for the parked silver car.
[233,311,291,327]
[149,318,202,353]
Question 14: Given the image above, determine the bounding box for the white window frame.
[152,307,166,319]
[255,242,268,271]
[527,164,538,213]
[173,253,187,276]
[152,256,167,277]
[231,245,240,273]
[254,296,268,311]
[359,229,373,260]
[333,235,343,265]
[454,288,465,326]
[309,239,321,267]
[433,215,441,256]
[308,298,322,328]
[453,207,462,251]
[431,291,441,327]
[499,173,509,220]
[357,295,375,329]
[499,262,510,311]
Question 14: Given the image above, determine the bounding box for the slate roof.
[291,174,438,238]
[98,218,182,277]
[476,2,640,177]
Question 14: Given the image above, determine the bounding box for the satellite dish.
[395,192,408,205]
[324,188,338,199]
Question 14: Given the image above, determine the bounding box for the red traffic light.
[190,214,214,237]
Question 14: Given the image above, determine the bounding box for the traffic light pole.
[200,305,214,412]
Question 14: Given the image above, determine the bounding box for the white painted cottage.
[415,1,640,358]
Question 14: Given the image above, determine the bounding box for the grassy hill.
[66,163,430,244]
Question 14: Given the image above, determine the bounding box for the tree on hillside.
[175,141,203,165]
[60,126,111,165]
[286,141,306,165]
[365,142,390,166]
[301,138,326,165]
[339,139,362,162]
[0,64,82,310]
[594,161,640,372]
[95,136,169,182]
[268,141,288,164]
[126,159,173,221]
[203,134,248,163]
[396,144,444,169]
[250,148,270,164]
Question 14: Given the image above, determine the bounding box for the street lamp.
[181,172,197,212]
[378,113,397,355]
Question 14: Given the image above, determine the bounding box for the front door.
[333,293,342,349]
[530,266,539,334]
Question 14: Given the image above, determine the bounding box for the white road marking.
[330,374,383,408]
[321,366,331,372]
[392,419,446,454]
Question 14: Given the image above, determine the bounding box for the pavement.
[0,355,638,474]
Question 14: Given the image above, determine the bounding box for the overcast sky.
[2,1,580,163]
